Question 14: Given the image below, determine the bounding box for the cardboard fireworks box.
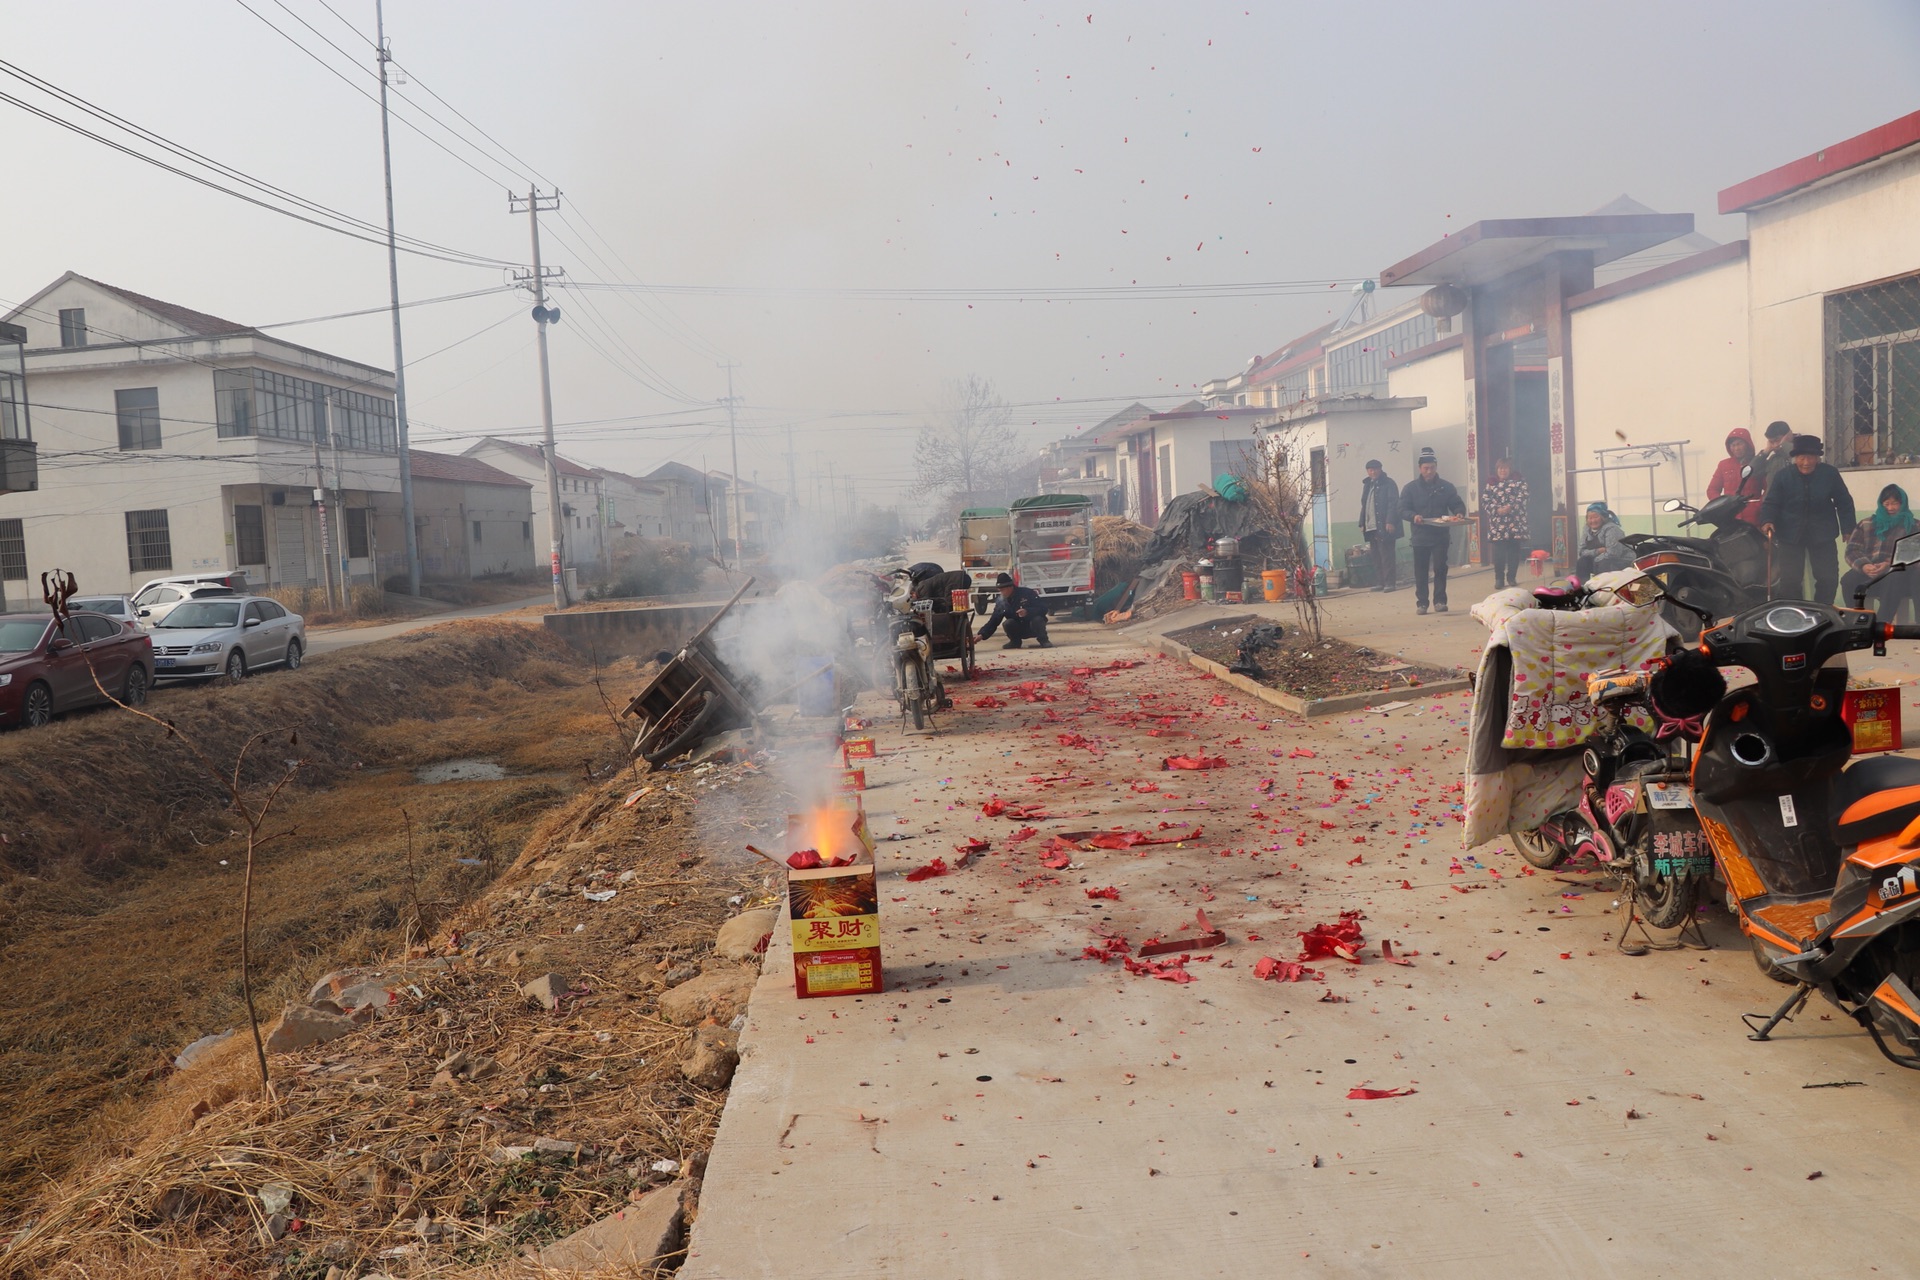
[842,735,877,765]
[787,801,883,998]
[1844,685,1903,754]
[837,767,867,792]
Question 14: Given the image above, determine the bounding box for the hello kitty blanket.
[1463,576,1676,848]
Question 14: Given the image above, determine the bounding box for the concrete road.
[303,594,551,656]
[687,617,1920,1279]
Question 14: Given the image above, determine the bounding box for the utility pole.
[509,186,567,608]
[374,0,421,596]
[719,362,744,570]
[312,443,336,611]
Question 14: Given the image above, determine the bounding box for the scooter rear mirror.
[1662,499,1685,513]
[1896,532,1920,568]
[1740,463,1754,480]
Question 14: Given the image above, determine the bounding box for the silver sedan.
[149,596,306,682]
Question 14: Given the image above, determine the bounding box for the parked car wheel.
[123,664,149,707]
[225,651,247,683]
[22,682,53,728]
[284,639,303,671]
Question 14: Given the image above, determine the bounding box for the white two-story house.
[1,273,406,597]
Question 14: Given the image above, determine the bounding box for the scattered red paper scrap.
[786,849,855,870]
[1381,940,1415,966]
[1486,949,1507,961]
[904,858,950,882]
[955,837,991,855]
[972,696,1007,709]
[1131,781,1160,794]
[1162,755,1228,771]
[981,798,1006,817]
[1085,886,1121,901]
[1298,911,1366,963]
[1253,957,1323,983]
[1137,908,1227,956]
[1288,747,1317,759]
[1347,1087,1416,1100]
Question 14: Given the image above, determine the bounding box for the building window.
[214,367,395,451]
[116,388,161,450]
[59,309,87,348]
[1209,438,1257,481]
[1827,272,1920,466]
[472,520,483,543]
[0,518,24,580]
[234,504,267,565]
[522,521,531,540]
[345,507,369,558]
[125,509,173,572]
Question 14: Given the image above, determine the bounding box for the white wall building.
[408,450,536,579]
[0,273,403,598]
[594,468,670,540]
[463,436,606,576]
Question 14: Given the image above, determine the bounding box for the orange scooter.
[1682,541,1920,1064]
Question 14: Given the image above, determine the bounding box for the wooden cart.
[623,579,763,769]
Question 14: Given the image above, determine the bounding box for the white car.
[149,595,306,682]
[70,594,143,630]
[132,572,250,626]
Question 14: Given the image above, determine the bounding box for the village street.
[687,605,1920,1279]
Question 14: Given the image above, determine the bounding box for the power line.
[561,276,1372,301]
[0,60,511,269]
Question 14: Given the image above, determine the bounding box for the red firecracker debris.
[1381,940,1414,965]
[1162,755,1228,771]
[1085,886,1121,901]
[1288,747,1318,759]
[1486,949,1507,961]
[1298,910,1366,963]
[1346,1087,1416,1100]
[785,849,852,870]
[1137,908,1227,956]
[1253,957,1323,983]
[973,696,1007,709]
[1006,826,1039,843]
[981,798,1006,817]
[904,858,950,882]
[1131,781,1160,793]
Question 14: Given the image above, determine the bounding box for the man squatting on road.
[975,572,1053,649]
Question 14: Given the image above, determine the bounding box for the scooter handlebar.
[1890,624,1920,641]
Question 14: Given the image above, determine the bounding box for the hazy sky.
[9,1,1919,506]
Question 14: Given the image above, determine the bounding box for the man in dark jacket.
[1753,420,1795,494]
[1761,435,1856,604]
[976,573,1052,649]
[1357,458,1400,591]
[1398,447,1466,615]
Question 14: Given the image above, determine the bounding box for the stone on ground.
[680,1024,740,1089]
[533,1184,684,1271]
[714,907,778,961]
[520,972,571,1010]
[657,966,753,1026]
[263,1005,356,1054]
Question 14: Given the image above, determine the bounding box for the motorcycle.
[1688,534,1920,1066]
[882,571,945,730]
[1625,468,1770,638]
[1512,644,1725,929]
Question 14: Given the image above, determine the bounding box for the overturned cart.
[624,580,767,769]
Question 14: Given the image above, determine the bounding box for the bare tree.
[912,375,1022,501]
[1232,426,1324,643]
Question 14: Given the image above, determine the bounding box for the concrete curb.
[1140,630,1471,718]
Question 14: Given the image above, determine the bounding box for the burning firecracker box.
[787,802,882,998]
[842,735,876,764]
[1843,685,1903,754]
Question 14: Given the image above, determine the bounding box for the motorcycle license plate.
[1645,782,1692,810]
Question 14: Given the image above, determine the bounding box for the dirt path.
[687,619,1920,1278]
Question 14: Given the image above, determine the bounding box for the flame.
[789,802,869,866]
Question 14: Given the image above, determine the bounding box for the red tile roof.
[467,436,599,480]
[74,274,251,337]
[407,450,532,488]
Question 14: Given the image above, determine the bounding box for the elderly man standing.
[1357,458,1401,592]
[1398,446,1466,616]
[1761,435,1856,604]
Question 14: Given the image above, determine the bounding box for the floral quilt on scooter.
[1463,574,1676,848]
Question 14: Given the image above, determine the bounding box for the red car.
[0,612,154,729]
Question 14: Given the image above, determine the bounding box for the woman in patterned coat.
[1482,458,1530,589]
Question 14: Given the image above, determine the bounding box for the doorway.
[1512,369,1554,553]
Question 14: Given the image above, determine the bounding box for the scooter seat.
[1833,754,1920,846]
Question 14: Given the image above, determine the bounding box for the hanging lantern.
[1418,284,1468,319]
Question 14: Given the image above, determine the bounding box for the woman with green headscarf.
[1842,484,1920,617]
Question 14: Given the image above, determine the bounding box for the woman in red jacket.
[1704,427,1765,526]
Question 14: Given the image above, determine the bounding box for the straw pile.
[1,764,783,1279]
[1092,516,1153,594]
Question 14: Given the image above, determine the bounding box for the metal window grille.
[233,504,267,565]
[1826,270,1920,468]
[0,518,24,580]
[125,509,172,572]
[115,387,161,451]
